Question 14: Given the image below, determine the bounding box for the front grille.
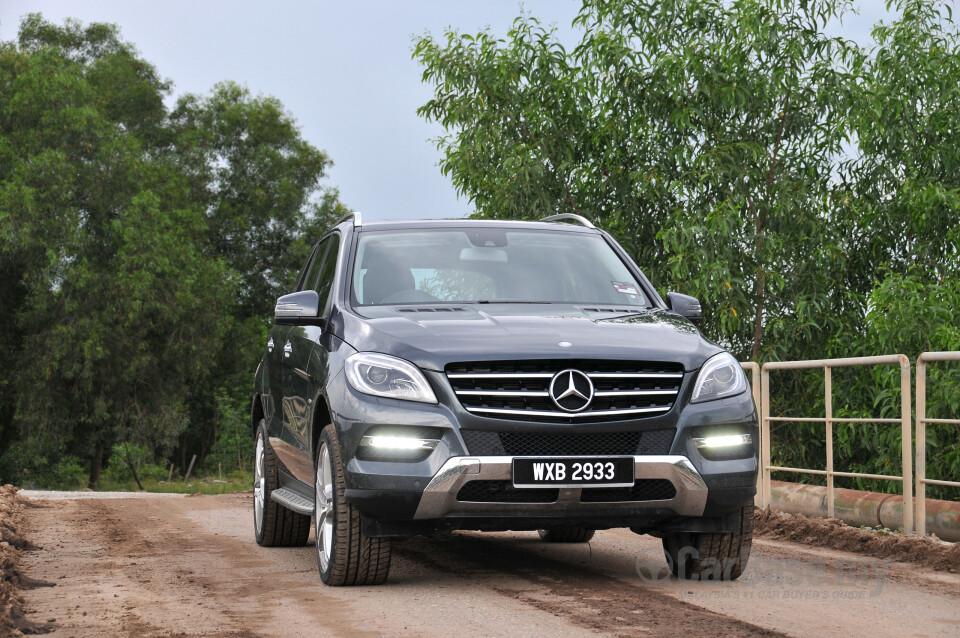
[446,359,683,423]
[456,480,558,503]
[580,479,677,503]
[460,429,675,456]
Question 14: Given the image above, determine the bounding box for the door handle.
[283,341,293,358]
[267,337,274,353]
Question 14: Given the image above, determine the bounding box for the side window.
[297,238,328,292]
[314,233,341,313]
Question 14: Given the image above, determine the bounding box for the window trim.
[295,239,326,293]
[314,231,342,317]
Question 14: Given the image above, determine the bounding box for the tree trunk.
[88,440,105,489]
[751,270,765,361]
[123,443,144,491]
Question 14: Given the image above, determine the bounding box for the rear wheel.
[253,420,311,547]
[315,424,392,586]
[537,528,596,543]
[661,504,754,581]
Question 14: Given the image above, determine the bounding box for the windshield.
[351,228,650,307]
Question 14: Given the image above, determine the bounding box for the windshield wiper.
[603,308,657,320]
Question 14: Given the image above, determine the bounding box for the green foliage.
[0,14,343,488]
[205,390,255,475]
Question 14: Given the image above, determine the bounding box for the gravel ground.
[10,490,960,637]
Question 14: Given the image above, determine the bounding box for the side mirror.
[666,292,702,325]
[275,290,321,325]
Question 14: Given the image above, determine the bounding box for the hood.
[337,304,722,372]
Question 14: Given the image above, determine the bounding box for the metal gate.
[756,355,913,532]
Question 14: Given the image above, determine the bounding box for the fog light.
[693,433,752,449]
[359,435,439,450]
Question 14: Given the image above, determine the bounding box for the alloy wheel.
[315,442,334,570]
[254,435,265,533]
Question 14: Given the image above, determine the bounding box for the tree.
[0,15,345,486]
[843,0,960,280]
[414,0,864,361]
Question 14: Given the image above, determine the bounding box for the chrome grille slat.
[445,359,684,423]
[465,406,671,418]
[447,372,554,379]
[588,372,684,379]
[594,389,678,397]
[455,390,550,397]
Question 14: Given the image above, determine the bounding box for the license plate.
[512,457,635,488]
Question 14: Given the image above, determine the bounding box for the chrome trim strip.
[447,372,683,380]
[455,390,551,397]
[587,372,684,379]
[465,406,671,418]
[447,373,555,379]
[593,389,679,397]
[413,455,708,520]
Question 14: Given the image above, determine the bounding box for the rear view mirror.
[666,292,702,325]
[275,290,321,325]
[459,247,508,262]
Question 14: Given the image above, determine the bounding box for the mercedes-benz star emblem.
[549,369,594,413]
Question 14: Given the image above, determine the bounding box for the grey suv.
[251,213,757,585]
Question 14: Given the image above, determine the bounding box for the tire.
[537,528,596,543]
[314,424,392,586]
[253,420,311,547]
[661,503,754,581]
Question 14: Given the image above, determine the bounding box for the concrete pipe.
[769,480,960,542]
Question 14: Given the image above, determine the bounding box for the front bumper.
[332,365,758,534]
[414,454,708,519]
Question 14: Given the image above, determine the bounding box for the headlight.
[690,352,747,403]
[345,353,438,403]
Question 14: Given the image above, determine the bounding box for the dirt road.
[15,492,960,637]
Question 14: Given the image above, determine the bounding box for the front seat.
[361,260,415,305]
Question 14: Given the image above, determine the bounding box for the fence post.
[825,366,834,519]
[760,366,771,508]
[916,356,927,537]
[899,355,914,534]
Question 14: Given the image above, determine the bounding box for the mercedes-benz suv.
[251,213,757,585]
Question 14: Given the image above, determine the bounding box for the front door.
[271,239,327,480]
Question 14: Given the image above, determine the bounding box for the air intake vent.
[579,479,677,503]
[397,307,465,313]
[459,429,675,456]
[456,480,558,503]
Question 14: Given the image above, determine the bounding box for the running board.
[270,487,315,516]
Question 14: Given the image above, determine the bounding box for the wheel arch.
[252,394,265,438]
[311,391,333,466]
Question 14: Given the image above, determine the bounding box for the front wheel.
[314,424,392,586]
[661,504,754,581]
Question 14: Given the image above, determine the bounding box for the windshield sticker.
[612,282,639,295]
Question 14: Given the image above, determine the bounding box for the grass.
[95,469,253,495]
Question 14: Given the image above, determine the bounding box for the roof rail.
[539,213,595,229]
[334,211,363,228]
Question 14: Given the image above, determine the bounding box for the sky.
[0,1,927,222]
